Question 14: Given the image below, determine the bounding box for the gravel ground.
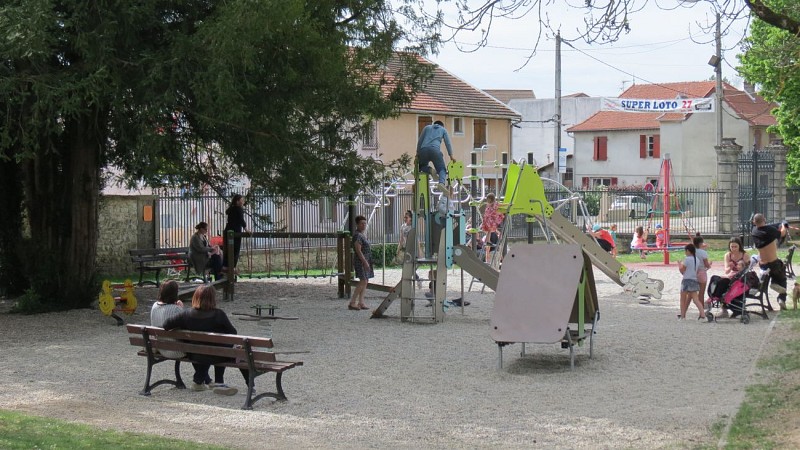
[0,262,780,449]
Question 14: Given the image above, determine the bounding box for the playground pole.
[663,155,671,264]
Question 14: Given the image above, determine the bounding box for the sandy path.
[0,263,779,449]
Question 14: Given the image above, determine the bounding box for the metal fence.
[157,187,734,249]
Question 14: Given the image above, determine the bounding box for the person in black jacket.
[162,285,247,395]
[222,194,247,271]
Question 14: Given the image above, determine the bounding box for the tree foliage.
[0,0,439,310]
[407,1,799,58]
[738,1,800,184]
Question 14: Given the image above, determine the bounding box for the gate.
[738,149,775,245]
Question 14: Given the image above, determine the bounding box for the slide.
[452,245,499,291]
[541,213,664,299]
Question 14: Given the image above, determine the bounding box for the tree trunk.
[20,113,102,309]
[0,146,28,296]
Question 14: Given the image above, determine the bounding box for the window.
[453,117,464,135]
[563,167,574,188]
[473,119,487,149]
[362,121,378,150]
[592,178,612,187]
[639,134,660,158]
[593,136,608,161]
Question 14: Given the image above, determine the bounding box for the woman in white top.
[149,280,185,358]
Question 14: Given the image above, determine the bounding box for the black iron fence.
[157,187,735,249]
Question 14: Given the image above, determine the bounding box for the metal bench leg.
[173,360,185,389]
[140,359,155,396]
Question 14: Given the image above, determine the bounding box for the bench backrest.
[129,247,190,262]
[127,324,276,363]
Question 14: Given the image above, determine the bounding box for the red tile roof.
[384,54,521,120]
[567,81,776,132]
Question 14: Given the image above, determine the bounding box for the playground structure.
[98,279,138,326]
[371,156,664,332]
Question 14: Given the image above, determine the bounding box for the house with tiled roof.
[357,55,521,190]
[566,81,777,188]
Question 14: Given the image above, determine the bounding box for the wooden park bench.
[129,247,191,286]
[127,324,303,410]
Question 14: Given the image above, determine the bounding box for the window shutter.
[653,135,661,158]
[611,177,618,187]
[593,137,599,161]
[640,135,647,158]
[599,136,608,161]
[582,177,589,188]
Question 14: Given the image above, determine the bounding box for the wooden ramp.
[490,244,599,370]
[452,245,499,291]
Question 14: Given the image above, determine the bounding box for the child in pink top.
[631,226,648,259]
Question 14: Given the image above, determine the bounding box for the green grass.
[712,309,800,449]
[0,409,228,450]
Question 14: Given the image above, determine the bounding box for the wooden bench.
[127,324,303,410]
[129,247,191,286]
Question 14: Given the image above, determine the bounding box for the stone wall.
[96,195,155,277]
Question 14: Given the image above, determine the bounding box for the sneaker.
[771,284,787,295]
[779,300,787,311]
[212,384,238,396]
[449,299,471,307]
[191,382,208,391]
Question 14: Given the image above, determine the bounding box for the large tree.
[738,1,800,184]
[0,0,438,311]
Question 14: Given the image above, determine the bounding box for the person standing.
[481,193,504,263]
[416,120,454,190]
[222,194,247,271]
[751,213,789,309]
[678,244,705,320]
[693,235,712,306]
[348,215,373,311]
[190,222,223,281]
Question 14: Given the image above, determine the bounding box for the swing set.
[639,155,697,263]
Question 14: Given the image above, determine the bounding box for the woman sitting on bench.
[189,221,223,281]
[162,285,247,396]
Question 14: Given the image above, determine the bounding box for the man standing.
[751,213,788,309]
[416,120,453,189]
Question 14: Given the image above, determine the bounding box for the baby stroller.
[705,264,766,324]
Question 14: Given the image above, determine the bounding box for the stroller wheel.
[742,312,751,325]
[705,311,714,322]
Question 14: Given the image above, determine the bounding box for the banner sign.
[601,97,715,113]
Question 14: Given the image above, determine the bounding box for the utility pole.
[714,12,723,148]
[554,31,562,184]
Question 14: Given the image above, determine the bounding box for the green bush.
[583,192,600,216]
[368,243,399,267]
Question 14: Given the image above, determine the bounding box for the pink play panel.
[490,244,585,343]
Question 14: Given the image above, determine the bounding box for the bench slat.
[127,325,273,348]
[129,247,190,256]
[134,350,301,372]
[129,337,278,362]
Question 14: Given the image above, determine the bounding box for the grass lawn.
[0,409,227,450]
